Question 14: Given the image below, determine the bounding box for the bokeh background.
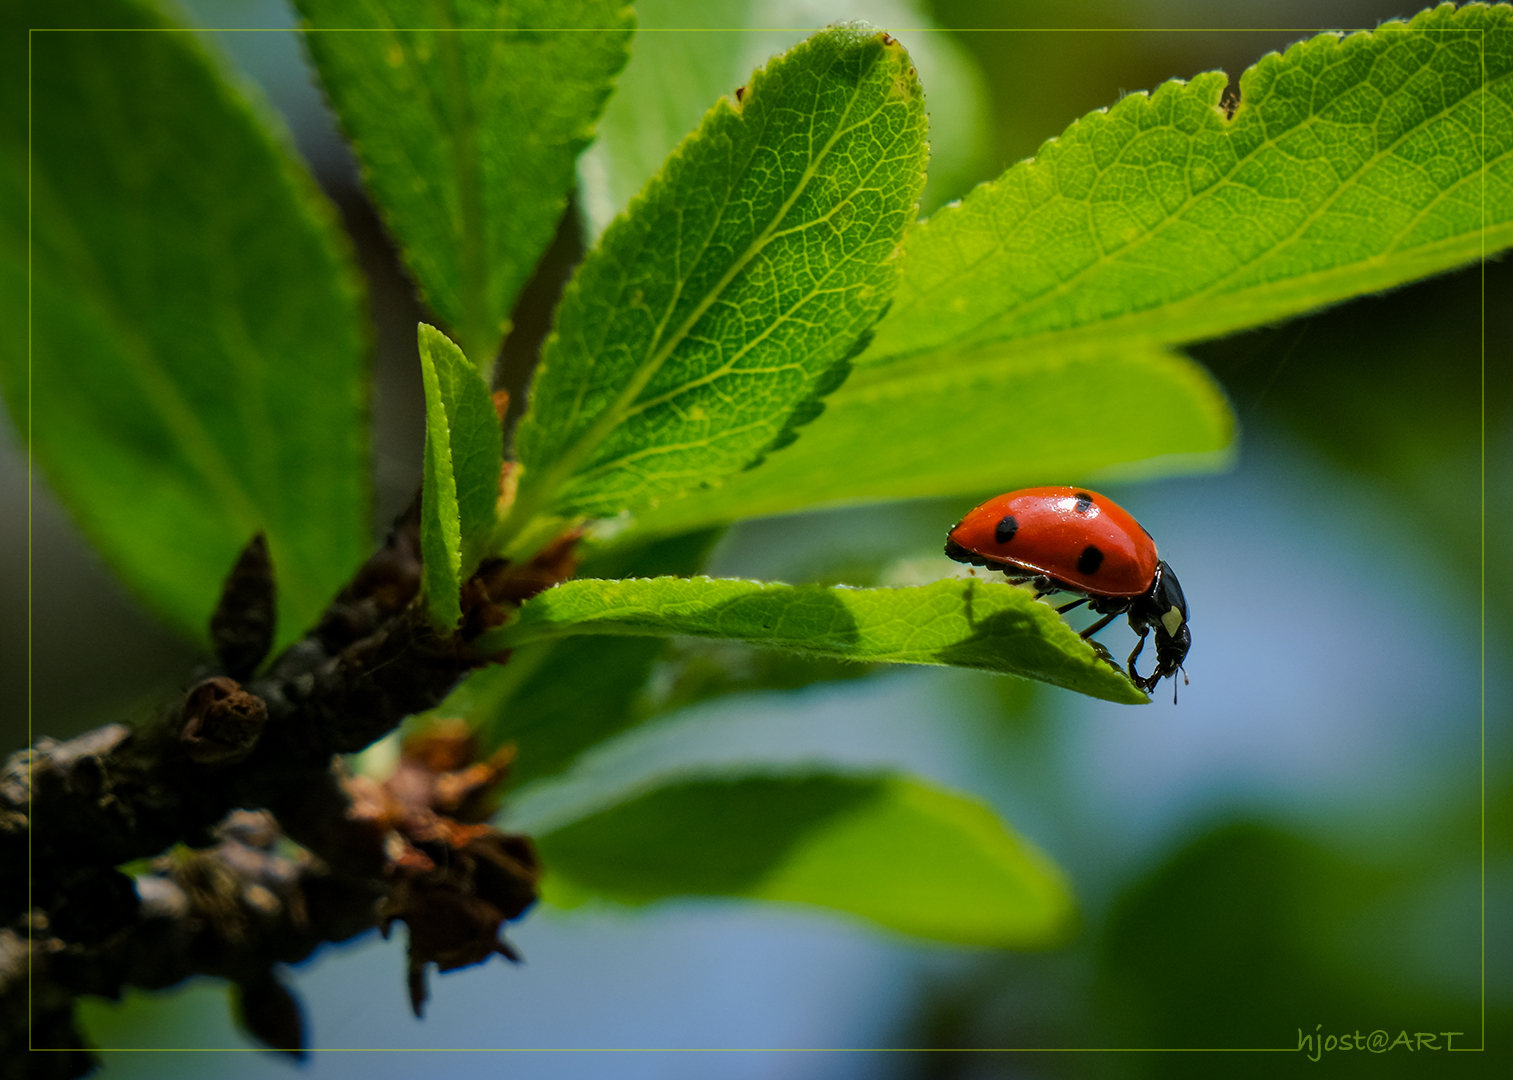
[2,0,1508,1076]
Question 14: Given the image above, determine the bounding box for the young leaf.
[419,365,464,629]
[433,528,722,783]
[488,575,1149,704]
[509,26,929,531]
[537,771,1075,947]
[417,324,502,627]
[0,0,369,648]
[868,3,1513,365]
[630,342,1234,537]
[294,0,635,369]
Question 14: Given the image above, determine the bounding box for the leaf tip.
[416,320,451,355]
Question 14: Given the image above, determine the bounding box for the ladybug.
[944,486,1190,699]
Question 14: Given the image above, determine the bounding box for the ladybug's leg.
[1085,638,1117,670]
[1126,625,1151,686]
[1056,597,1089,615]
[1002,574,1068,602]
[999,573,1058,599]
[1079,610,1120,640]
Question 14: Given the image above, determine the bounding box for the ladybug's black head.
[1137,560,1190,693]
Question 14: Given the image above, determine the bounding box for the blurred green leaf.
[294,0,634,368]
[632,342,1234,536]
[1096,821,1495,1062]
[0,0,368,648]
[417,324,501,627]
[1197,258,1513,623]
[576,0,991,238]
[509,26,929,531]
[436,528,722,783]
[489,574,1148,703]
[869,4,1513,365]
[538,771,1074,946]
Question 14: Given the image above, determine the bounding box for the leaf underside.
[1,0,369,647]
[537,770,1075,947]
[631,341,1235,537]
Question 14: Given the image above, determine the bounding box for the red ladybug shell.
[948,486,1158,597]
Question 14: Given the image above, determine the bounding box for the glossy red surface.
[948,485,1159,597]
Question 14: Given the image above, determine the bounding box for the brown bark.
[1,501,579,1076]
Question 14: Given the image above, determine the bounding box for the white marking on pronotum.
[1161,606,1184,637]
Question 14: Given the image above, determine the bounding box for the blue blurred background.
[2,0,1507,1075]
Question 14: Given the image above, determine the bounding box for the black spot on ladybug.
[1077,545,1104,574]
[995,515,1018,544]
[1074,492,1094,513]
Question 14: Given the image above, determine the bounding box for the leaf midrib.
[620,149,904,423]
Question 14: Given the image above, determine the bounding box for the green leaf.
[294,0,634,368]
[417,324,502,628]
[488,574,1148,703]
[576,0,991,238]
[537,771,1075,947]
[630,341,1234,537]
[434,528,722,783]
[868,3,1513,366]
[1197,260,1513,620]
[508,26,929,532]
[420,324,501,559]
[0,0,369,648]
[418,357,463,628]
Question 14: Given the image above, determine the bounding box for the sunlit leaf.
[508,25,929,532]
[869,4,1513,364]
[417,324,501,628]
[295,0,634,367]
[489,574,1148,703]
